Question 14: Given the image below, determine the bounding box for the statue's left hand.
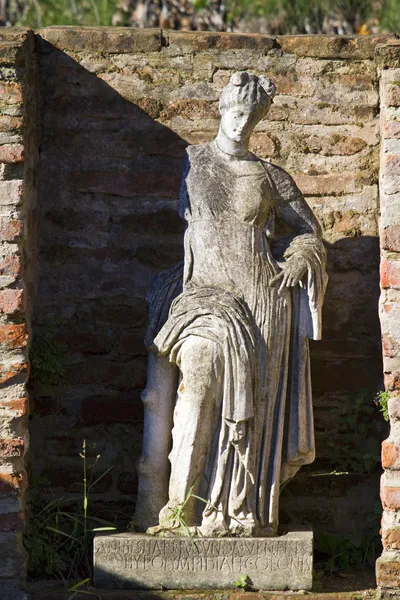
[270,258,307,294]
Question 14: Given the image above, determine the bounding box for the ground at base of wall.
[27,589,378,600]
[27,570,377,599]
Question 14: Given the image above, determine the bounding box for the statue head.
[218,72,276,144]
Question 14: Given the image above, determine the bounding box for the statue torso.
[184,141,273,227]
[181,142,277,301]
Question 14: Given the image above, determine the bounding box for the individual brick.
[0,115,23,133]
[0,289,23,315]
[277,34,389,59]
[386,84,400,107]
[0,556,25,578]
[382,441,400,469]
[37,26,162,53]
[0,254,22,279]
[0,180,23,206]
[0,144,23,163]
[293,172,373,196]
[0,472,26,498]
[377,552,400,588]
[388,395,400,420]
[376,40,400,70]
[0,324,28,350]
[0,218,23,241]
[0,398,28,418]
[0,511,24,532]
[381,470,400,511]
[382,511,400,550]
[381,226,400,252]
[381,485,400,511]
[0,438,24,459]
[381,258,400,289]
[383,120,400,139]
[167,30,276,53]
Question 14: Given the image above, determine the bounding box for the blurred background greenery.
[3,0,400,37]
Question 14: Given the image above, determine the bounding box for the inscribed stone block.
[93,531,313,591]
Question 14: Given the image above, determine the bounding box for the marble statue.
[134,72,328,538]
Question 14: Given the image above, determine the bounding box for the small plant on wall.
[376,390,390,422]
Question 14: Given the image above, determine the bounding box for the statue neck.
[215,127,250,158]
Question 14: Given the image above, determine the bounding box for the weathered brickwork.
[376,41,400,592]
[0,28,38,600]
[0,27,398,594]
[28,28,385,541]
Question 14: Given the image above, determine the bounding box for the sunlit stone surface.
[94,531,313,590]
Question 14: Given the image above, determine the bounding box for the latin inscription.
[95,538,312,574]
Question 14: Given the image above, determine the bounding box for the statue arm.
[265,162,321,237]
[276,197,322,238]
[265,163,324,290]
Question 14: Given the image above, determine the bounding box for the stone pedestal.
[93,531,313,591]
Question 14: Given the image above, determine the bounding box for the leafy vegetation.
[326,390,382,475]
[314,502,382,574]
[4,0,399,33]
[24,440,115,593]
[233,573,252,590]
[294,390,385,575]
[376,390,390,422]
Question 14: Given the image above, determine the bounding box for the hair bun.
[230,71,249,86]
[258,76,276,101]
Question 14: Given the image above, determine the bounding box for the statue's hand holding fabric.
[270,255,308,292]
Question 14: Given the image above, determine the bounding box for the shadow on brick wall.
[29,40,186,525]
[28,40,383,541]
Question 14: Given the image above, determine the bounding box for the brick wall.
[0,26,398,594]
[0,28,38,600]
[376,40,400,593]
[28,27,386,540]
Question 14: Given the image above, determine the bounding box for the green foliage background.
[7,0,400,32]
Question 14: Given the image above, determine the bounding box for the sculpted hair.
[219,71,276,116]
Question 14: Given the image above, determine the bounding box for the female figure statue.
[134,72,328,538]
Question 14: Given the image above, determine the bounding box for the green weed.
[376,390,390,422]
[233,574,252,590]
[25,440,116,595]
[326,390,381,475]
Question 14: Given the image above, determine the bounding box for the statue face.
[220,104,265,143]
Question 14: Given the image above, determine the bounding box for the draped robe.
[144,141,328,535]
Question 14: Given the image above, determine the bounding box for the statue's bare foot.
[198,514,230,537]
[146,524,200,537]
[228,518,259,537]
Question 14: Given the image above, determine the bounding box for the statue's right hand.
[270,259,307,295]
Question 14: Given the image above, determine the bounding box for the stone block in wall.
[376,40,400,70]
[381,258,400,289]
[278,34,393,59]
[377,552,400,588]
[382,441,400,470]
[37,26,162,53]
[382,510,400,550]
[166,30,276,54]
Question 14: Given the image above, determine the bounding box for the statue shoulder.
[261,160,303,205]
[185,142,214,163]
